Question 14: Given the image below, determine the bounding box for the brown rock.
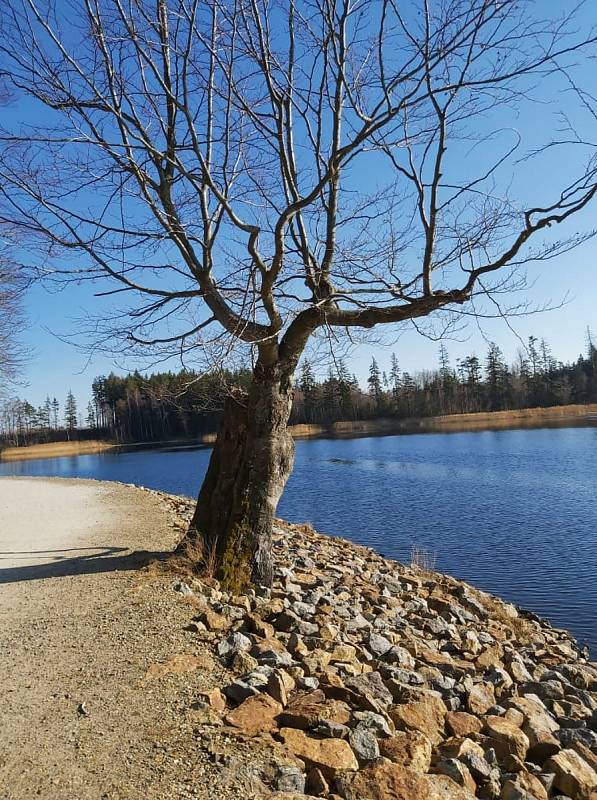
[197,687,226,712]
[476,644,504,669]
[484,716,530,762]
[277,691,351,730]
[467,682,495,715]
[501,770,548,800]
[544,749,597,800]
[330,644,358,663]
[390,696,447,745]
[246,613,275,639]
[440,737,486,762]
[279,727,358,778]
[267,670,289,706]
[200,609,231,632]
[302,649,332,676]
[445,712,483,738]
[306,767,329,796]
[572,741,597,775]
[231,650,259,674]
[379,731,432,773]
[432,759,477,795]
[225,694,282,736]
[507,695,560,762]
[337,763,476,800]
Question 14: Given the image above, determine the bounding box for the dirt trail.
[0,478,236,800]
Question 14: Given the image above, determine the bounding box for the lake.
[1,426,596,654]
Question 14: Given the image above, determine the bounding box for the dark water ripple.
[1,426,595,653]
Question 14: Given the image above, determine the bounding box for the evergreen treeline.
[1,331,596,448]
[294,333,597,424]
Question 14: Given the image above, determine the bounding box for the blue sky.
[19,229,596,411]
[6,0,597,412]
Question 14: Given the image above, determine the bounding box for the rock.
[330,644,358,663]
[544,749,597,799]
[445,712,483,738]
[379,730,432,772]
[277,692,351,730]
[432,758,477,795]
[197,687,226,712]
[200,609,231,632]
[268,670,289,706]
[279,727,358,779]
[336,762,477,800]
[223,679,260,704]
[368,632,393,657]
[345,672,394,707]
[225,693,282,736]
[484,716,530,762]
[217,631,252,659]
[352,711,394,738]
[276,765,306,794]
[189,702,224,726]
[507,695,560,764]
[390,696,447,745]
[571,741,597,775]
[468,682,496,715]
[306,767,329,797]
[313,720,350,739]
[301,649,332,676]
[174,580,193,595]
[349,727,380,763]
[501,770,549,800]
[246,613,275,639]
[231,650,259,674]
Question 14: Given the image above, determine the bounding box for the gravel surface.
[0,478,274,800]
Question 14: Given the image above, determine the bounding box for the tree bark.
[178,353,295,592]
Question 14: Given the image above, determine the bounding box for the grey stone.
[217,632,252,658]
[223,680,260,704]
[349,727,380,763]
[276,765,306,793]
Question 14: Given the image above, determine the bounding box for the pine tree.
[86,401,96,429]
[51,397,60,429]
[485,342,508,411]
[367,357,384,413]
[299,360,317,422]
[64,391,78,435]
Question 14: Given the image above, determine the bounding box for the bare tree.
[0,253,27,392]
[0,0,595,589]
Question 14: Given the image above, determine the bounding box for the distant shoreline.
[2,402,596,462]
[0,439,118,462]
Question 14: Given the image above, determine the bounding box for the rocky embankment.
[163,494,597,800]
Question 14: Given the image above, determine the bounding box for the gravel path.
[0,478,239,800]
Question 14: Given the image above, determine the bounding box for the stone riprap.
[162,493,597,800]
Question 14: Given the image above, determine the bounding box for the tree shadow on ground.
[0,546,170,583]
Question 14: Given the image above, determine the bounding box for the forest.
[1,333,596,448]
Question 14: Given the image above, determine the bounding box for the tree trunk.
[179,354,295,592]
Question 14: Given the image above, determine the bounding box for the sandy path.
[0,478,229,800]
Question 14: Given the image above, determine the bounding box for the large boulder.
[379,730,433,772]
[336,763,477,800]
[390,695,447,745]
[279,727,359,779]
[277,691,351,730]
[225,694,282,736]
[484,716,530,762]
[544,748,597,799]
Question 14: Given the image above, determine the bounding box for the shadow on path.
[0,546,170,584]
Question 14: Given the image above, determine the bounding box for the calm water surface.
[1,426,595,653]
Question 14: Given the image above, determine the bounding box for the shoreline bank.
[1,476,595,798]
[2,402,597,462]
